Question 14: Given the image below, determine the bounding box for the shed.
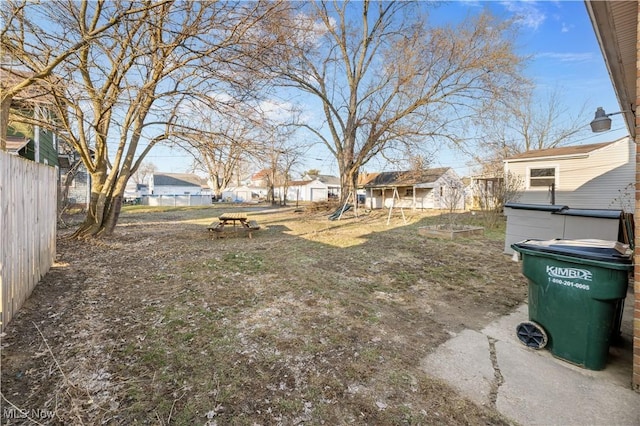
[503,137,635,211]
[359,167,465,210]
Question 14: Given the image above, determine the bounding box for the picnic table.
[208,212,261,239]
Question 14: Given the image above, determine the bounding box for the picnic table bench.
[208,212,261,239]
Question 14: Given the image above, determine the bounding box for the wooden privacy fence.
[0,151,57,331]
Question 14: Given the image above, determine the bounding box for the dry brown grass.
[1,203,525,425]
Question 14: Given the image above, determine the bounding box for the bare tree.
[57,150,85,226]
[259,1,526,203]
[132,162,156,186]
[0,0,165,150]
[463,86,585,227]
[408,154,433,173]
[18,1,286,237]
[470,87,591,161]
[255,126,305,206]
[276,141,305,206]
[439,174,465,229]
[471,162,523,229]
[177,111,258,200]
[304,169,320,179]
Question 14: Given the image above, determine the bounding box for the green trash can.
[511,239,632,370]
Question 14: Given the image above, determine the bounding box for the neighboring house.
[467,175,505,211]
[124,181,149,202]
[249,169,271,187]
[503,137,635,211]
[57,143,96,209]
[358,167,465,210]
[3,69,60,168]
[285,179,328,202]
[137,183,149,196]
[6,134,59,167]
[4,69,82,210]
[4,69,84,209]
[221,185,265,203]
[302,173,341,199]
[149,173,209,195]
[58,154,90,207]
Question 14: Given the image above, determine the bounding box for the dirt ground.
[1,204,527,425]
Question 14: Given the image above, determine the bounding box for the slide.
[328,204,352,220]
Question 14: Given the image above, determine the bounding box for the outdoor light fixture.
[589,107,632,132]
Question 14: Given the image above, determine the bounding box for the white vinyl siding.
[504,137,635,210]
[151,184,201,195]
[285,179,329,202]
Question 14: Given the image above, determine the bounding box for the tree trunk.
[70,170,128,238]
[72,193,125,238]
[339,163,359,204]
[100,195,123,236]
[72,194,106,238]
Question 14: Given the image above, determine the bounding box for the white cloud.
[536,52,594,63]
[293,11,333,48]
[500,1,546,30]
[458,0,483,8]
[258,99,299,124]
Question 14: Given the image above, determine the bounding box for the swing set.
[329,188,407,225]
[385,187,407,225]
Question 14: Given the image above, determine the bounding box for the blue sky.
[146,0,627,178]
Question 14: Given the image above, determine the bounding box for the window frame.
[526,165,559,190]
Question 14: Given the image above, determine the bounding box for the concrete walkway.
[421,295,640,426]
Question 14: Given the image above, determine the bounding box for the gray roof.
[316,174,340,185]
[153,173,204,187]
[504,141,616,161]
[359,167,451,188]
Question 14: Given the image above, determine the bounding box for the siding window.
[528,167,557,188]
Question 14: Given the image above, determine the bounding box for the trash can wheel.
[516,321,548,349]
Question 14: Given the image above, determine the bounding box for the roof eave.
[505,153,590,163]
[585,0,637,138]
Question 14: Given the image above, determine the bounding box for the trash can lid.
[504,202,568,212]
[552,208,622,219]
[511,239,632,265]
